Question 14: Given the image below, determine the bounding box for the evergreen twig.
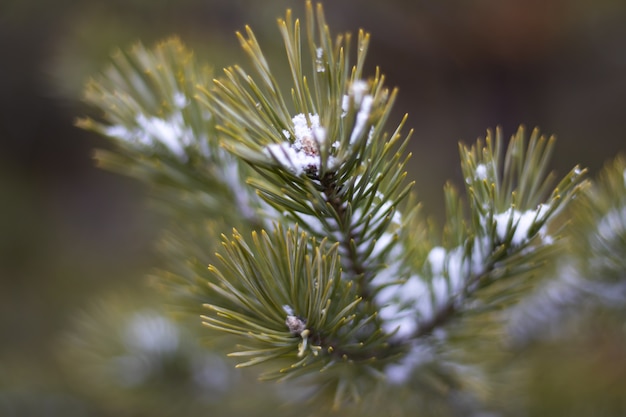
[75,2,621,413]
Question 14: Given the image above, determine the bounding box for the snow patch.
[475,163,488,180]
[378,303,418,339]
[427,247,446,276]
[493,204,550,246]
[123,312,180,354]
[597,207,626,243]
[173,91,189,109]
[105,110,194,158]
[385,342,433,384]
[340,80,374,144]
[315,47,325,72]
[350,95,373,144]
[265,113,335,175]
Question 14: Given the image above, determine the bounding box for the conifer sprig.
[196,3,416,398]
[407,127,587,343]
[201,224,396,405]
[506,155,626,348]
[76,38,265,317]
[77,38,261,229]
[575,155,626,283]
[202,2,413,304]
[74,2,612,411]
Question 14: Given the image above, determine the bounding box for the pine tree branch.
[411,127,587,342]
[75,2,615,412]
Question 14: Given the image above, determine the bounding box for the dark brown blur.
[1,0,625,415]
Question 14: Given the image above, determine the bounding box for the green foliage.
[77,38,264,318]
[487,156,626,417]
[202,224,394,405]
[574,155,626,283]
[202,3,413,292]
[57,293,296,417]
[75,1,626,415]
[77,38,257,226]
[454,127,584,316]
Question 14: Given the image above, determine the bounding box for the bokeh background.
[1,0,625,415]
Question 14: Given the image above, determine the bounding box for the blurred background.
[1,0,625,415]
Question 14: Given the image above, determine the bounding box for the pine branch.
[202,3,413,300]
[197,0,587,395]
[200,224,401,407]
[75,1,612,412]
[380,127,587,369]
[77,38,263,230]
[574,155,626,283]
[490,155,626,416]
[76,38,269,318]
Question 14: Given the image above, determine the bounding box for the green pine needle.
[201,224,393,386]
[75,1,624,412]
